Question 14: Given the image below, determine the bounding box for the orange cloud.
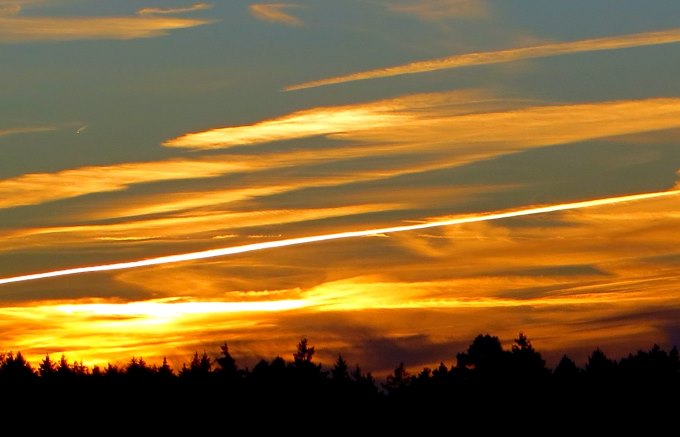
[1,192,678,371]
[249,3,302,27]
[286,28,680,90]
[0,297,308,366]
[338,98,680,152]
[0,202,405,255]
[162,89,507,149]
[0,158,254,209]
[85,162,492,221]
[0,138,460,211]
[0,14,211,43]
[164,92,680,158]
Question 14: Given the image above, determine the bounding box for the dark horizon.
[2,332,678,382]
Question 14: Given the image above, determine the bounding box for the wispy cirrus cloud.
[2,203,405,252]
[0,141,439,211]
[0,158,252,209]
[163,89,499,149]
[164,92,680,152]
[0,125,57,138]
[137,3,212,16]
[249,3,302,27]
[386,0,488,21]
[5,92,679,214]
[0,8,212,43]
[285,27,680,90]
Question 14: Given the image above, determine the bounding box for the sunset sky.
[1,0,679,373]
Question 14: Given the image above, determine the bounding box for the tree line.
[2,332,678,423]
[2,333,678,394]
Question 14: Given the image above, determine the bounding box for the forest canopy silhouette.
[2,333,679,401]
[2,332,679,426]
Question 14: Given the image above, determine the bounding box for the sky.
[1,0,679,373]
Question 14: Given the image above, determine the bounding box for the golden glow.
[1,188,677,285]
[3,188,679,367]
[304,278,669,312]
[0,297,307,366]
[249,3,303,27]
[56,298,308,318]
[286,28,680,90]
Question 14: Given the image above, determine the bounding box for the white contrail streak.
[0,189,678,286]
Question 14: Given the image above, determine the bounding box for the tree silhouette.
[39,354,57,379]
[0,351,34,382]
[158,357,173,379]
[554,354,580,382]
[586,348,617,380]
[432,362,448,379]
[456,334,506,382]
[331,354,349,382]
[215,343,238,379]
[181,352,212,380]
[127,356,154,382]
[384,362,410,394]
[510,332,548,381]
[293,338,315,365]
[0,331,678,417]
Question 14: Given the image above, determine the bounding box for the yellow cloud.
[0,297,307,366]
[286,27,680,90]
[0,158,254,209]
[0,14,211,43]
[137,3,212,16]
[2,202,405,253]
[86,162,489,220]
[338,98,680,152]
[163,89,503,149]
[249,3,302,27]
[164,92,680,158]
[0,138,456,211]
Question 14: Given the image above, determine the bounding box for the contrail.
[0,189,678,286]
[285,28,680,91]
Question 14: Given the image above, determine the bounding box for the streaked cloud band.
[286,28,680,90]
